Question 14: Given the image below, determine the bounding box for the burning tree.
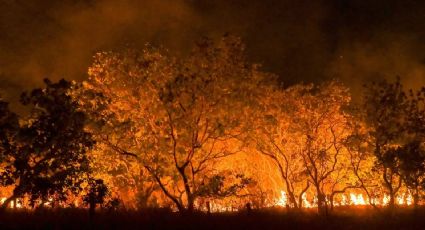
[344,117,382,208]
[254,81,359,213]
[287,82,355,214]
[75,36,267,212]
[252,85,310,209]
[88,145,159,209]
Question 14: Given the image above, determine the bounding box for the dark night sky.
[1,0,425,110]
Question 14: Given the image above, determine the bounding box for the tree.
[363,78,409,209]
[397,141,425,207]
[75,36,267,212]
[286,82,354,214]
[0,98,19,190]
[252,85,309,209]
[83,178,109,218]
[1,79,95,208]
[253,81,357,214]
[88,145,159,209]
[394,85,425,207]
[345,117,382,209]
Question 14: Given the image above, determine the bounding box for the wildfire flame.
[0,191,417,211]
[350,193,366,205]
[275,191,415,209]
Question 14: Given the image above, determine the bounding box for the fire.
[382,194,390,206]
[0,197,5,204]
[406,193,413,205]
[0,191,419,211]
[350,193,366,205]
[274,191,416,209]
[276,191,288,207]
[341,194,348,206]
[302,193,312,208]
[0,198,23,209]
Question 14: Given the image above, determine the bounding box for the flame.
[406,193,413,205]
[397,194,404,205]
[350,193,366,205]
[276,191,287,207]
[382,194,390,206]
[273,190,417,210]
[0,191,419,212]
[302,193,312,208]
[341,194,348,206]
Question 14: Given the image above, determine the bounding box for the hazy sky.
[1,0,425,110]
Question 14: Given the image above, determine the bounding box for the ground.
[0,207,424,229]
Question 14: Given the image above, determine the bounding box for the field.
[1,207,424,230]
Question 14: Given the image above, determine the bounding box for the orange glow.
[272,191,416,210]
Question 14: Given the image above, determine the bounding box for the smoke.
[328,34,425,101]
[1,0,425,111]
[0,0,201,111]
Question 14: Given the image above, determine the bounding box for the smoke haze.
[1,0,425,110]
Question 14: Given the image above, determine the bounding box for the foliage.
[363,78,425,208]
[1,38,425,214]
[0,98,19,187]
[254,81,359,213]
[75,36,267,211]
[83,179,109,207]
[1,79,95,207]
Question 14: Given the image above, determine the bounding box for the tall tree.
[1,79,95,208]
[291,82,354,214]
[0,98,19,190]
[394,85,425,207]
[363,78,408,209]
[254,81,357,213]
[76,36,266,212]
[252,85,309,209]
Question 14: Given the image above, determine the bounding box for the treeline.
[0,36,424,215]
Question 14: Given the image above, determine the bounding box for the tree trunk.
[388,193,395,210]
[383,168,396,211]
[178,166,194,213]
[298,182,310,209]
[413,189,419,210]
[187,196,194,213]
[287,190,298,209]
[316,192,326,215]
[206,201,211,214]
[89,200,96,220]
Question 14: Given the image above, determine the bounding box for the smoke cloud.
[1,0,425,110]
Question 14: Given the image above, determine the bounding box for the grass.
[0,206,424,229]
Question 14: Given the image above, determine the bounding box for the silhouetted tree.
[1,79,95,208]
[83,178,108,218]
[396,86,425,207]
[0,98,19,188]
[396,141,425,207]
[363,78,418,210]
